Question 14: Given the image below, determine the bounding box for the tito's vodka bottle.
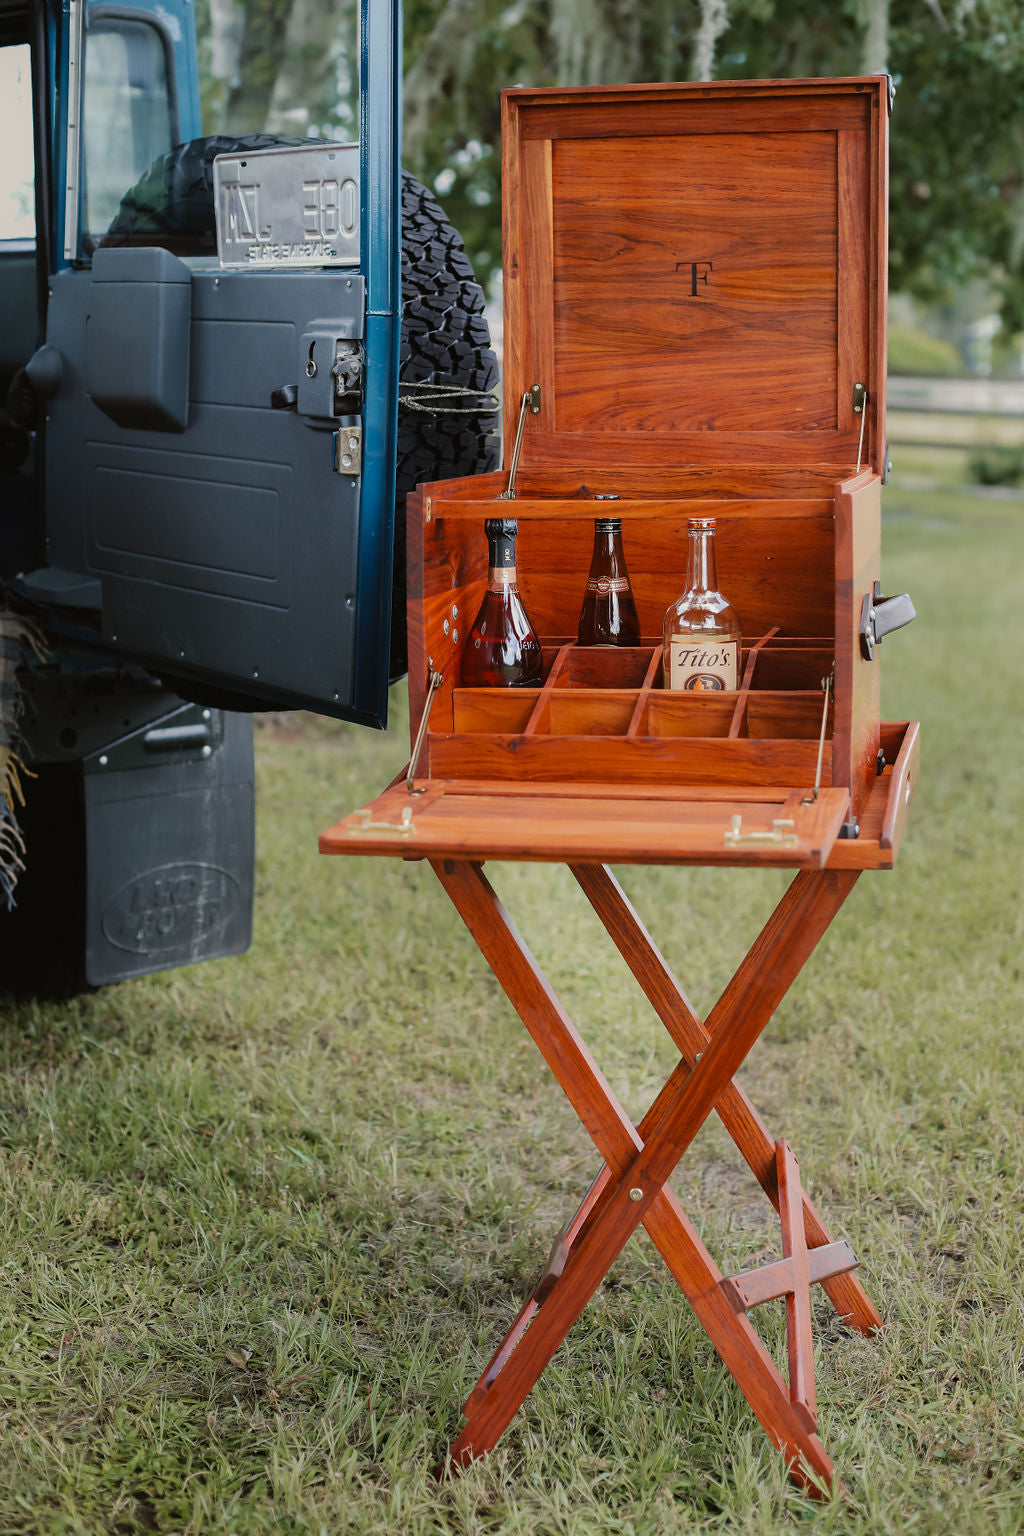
[577,518,641,646]
[662,518,741,691]
[461,518,543,687]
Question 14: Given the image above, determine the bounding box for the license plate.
[213,143,360,268]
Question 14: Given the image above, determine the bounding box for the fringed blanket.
[0,609,44,908]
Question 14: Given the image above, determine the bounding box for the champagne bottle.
[577,517,641,646]
[461,519,543,687]
[662,518,741,690]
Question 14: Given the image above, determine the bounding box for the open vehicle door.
[25,0,401,726]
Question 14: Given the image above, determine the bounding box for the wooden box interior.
[405,78,890,823]
[409,463,881,816]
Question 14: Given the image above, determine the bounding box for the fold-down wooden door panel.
[320,781,851,868]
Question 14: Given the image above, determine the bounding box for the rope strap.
[398,382,500,415]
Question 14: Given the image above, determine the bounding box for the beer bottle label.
[668,638,738,691]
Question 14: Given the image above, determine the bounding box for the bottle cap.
[688,517,716,532]
[484,518,518,539]
[594,518,622,534]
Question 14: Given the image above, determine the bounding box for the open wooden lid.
[501,78,889,479]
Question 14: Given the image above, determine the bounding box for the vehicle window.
[0,43,35,242]
[83,17,174,241]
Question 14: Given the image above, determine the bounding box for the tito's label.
[668,638,739,691]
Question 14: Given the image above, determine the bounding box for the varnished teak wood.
[432,859,865,1492]
[502,78,888,475]
[320,77,916,1499]
[397,75,892,835]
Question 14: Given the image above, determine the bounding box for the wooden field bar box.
[323,76,918,872]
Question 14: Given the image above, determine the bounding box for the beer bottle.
[577,517,641,646]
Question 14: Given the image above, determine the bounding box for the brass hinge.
[347,806,416,837]
[724,816,798,848]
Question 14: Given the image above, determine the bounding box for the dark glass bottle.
[461,518,543,687]
[577,518,641,646]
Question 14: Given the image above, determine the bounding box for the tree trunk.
[861,0,889,76]
[403,0,483,162]
[690,0,729,82]
[205,0,246,134]
[223,0,297,136]
[265,0,354,135]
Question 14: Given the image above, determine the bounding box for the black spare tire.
[102,134,499,681]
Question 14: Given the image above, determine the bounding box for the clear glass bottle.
[461,518,543,688]
[662,518,741,690]
[577,517,641,646]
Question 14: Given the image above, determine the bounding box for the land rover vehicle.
[0,0,498,989]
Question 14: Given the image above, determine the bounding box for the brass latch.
[348,806,416,837]
[724,816,798,848]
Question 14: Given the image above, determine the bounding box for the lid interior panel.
[503,80,887,474]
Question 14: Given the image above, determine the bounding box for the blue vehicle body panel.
[354,0,401,725]
[36,0,403,728]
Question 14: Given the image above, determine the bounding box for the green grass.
[2,478,1024,1533]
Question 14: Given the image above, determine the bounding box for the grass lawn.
[1,478,1023,1534]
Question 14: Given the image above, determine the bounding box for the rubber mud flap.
[0,711,254,995]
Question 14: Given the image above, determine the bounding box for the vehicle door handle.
[25,345,64,399]
[143,722,213,752]
[270,384,298,410]
[6,346,64,429]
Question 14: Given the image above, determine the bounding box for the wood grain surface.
[502,77,888,476]
[384,78,903,869]
[319,722,915,871]
[433,858,859,1487]
[833,470,882,818]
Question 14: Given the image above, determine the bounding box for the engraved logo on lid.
[674,259,714,297]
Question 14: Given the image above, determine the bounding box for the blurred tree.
[194,0,1024,330]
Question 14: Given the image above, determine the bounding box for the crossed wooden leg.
[572,863,882,1338]
[431,859,872,1494]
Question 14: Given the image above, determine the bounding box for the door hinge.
[334,425,362,475]
[724,816,798,848]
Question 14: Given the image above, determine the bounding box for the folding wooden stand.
[322,72,918,1496]
[322,718,918,1491]
[430,859,875,1491]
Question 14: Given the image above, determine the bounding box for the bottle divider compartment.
[555,646,657,690]
[437,631,835,786]
[449,690,829,739]
[446,635,832,733]
[749,647,833,691]
[641,696,740,739]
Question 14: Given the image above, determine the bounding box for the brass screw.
[629,1188,643,1202]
